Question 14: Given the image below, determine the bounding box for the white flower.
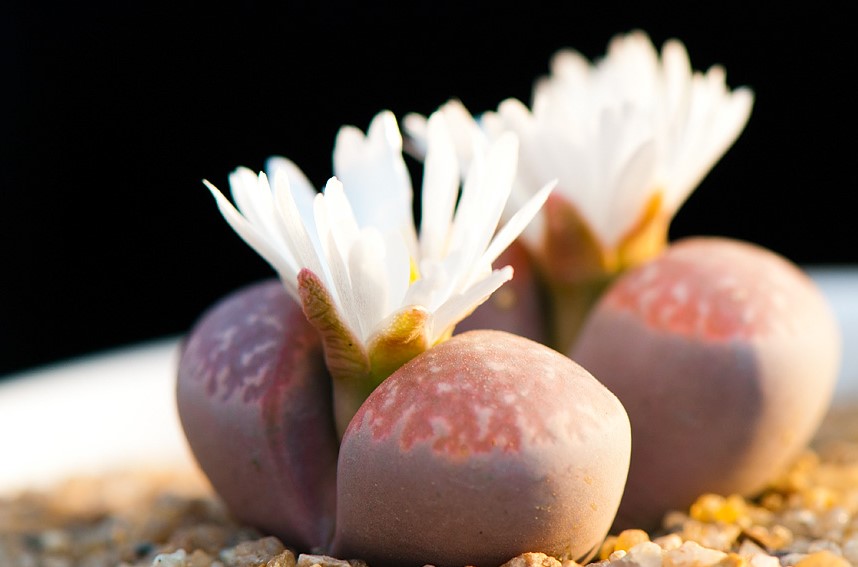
[205,110,553,384]
[405,30,754,260]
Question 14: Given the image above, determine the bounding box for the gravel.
[3,405,858,567]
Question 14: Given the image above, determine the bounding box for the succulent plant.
[177,109,631,565]
[332,330,630,567]
[572,237,842,530]
[177,280,338,550]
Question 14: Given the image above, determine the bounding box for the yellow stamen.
[616,190,669,269]
[367,307,430,382]
[409,257,421,284]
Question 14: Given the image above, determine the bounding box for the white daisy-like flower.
[205,110,553,429]
[405,30,754,281]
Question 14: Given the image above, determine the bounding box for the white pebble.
[296,554,353,567]
[842,537,858,564]
[615,541,662,567]
[817,509,851,542]
[746,553,779,567]
[807,539,842,555]
[151,549,187,567]
[664,541,727,566]
[779,552,808,566]
[39,529,71,553]
[653,533,683,551]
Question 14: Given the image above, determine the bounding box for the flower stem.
[547,276,613,355]
[331,378,378,440]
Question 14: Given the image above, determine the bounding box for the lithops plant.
[404,30,754,352]
[178,108,631,565]
[177,280,338,549]
[332,330,630,567]
[572,236,841,530]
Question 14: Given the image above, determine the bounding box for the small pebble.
[652,534,683,552]
[664,540,727,565]
[295,553,353,567]
[793,550,851,566]
[221,536,286,566]
[151,549,187,567]
[498,551,581,567]
[617,541,662,566]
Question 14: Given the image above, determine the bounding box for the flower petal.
[270,171,327,288]
[348,227,391,340]
[313,180,362,337]
[419,110,460,261]
[431,267,514,342]
[205,179,299,295]
[482,180,555,267]
[266,156,318,221]
[449,132,518,265]
[228,168,279,240]
[297,268,369,381]
[334,111,417,255]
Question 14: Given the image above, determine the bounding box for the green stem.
[331,377,379,440]
[547,276,613,355]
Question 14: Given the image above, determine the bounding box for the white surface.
[0,268,855,495]
[811,267,858,401]
[0,336,193,494]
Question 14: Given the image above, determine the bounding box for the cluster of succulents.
[176,31,841,567]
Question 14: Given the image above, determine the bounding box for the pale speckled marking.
[359,336,612,455]
[244,311,285,332]
[366,372,538,454]
[429,416,452,438]
[361,409,383,433]
[483,359,507,373]
[380,383,399,411]
[187,293,296,403]
[214,366,229,390]
[694,300,710,337]
[239,339,278,367]
[637,287,659,313]
[527,346,556,373]
[728,287,748,302]
[714,274,740,290]
[606,245,811,341]
[657,301,679,326]
[740,304,755,326]
[211,325,239,358]
[472,404,493,441]
[670,281,689,304]
[238,359,272,392]
[560,401,603,445]
[513,411,543,447]
[638,263,659,284]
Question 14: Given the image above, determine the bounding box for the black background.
[2,3,855,377]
